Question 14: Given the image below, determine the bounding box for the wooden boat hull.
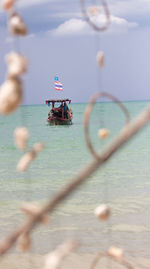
[46,117,72,125]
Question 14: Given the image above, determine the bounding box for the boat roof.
[45,99,71,103]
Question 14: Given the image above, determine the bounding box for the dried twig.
[0,96,150,255]
[90,251,134,269]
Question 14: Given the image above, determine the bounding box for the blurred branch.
[0,96,150,255]
[90,252,134,269]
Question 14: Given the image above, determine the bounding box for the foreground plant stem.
[0,104,150,255]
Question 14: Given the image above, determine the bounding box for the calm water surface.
[0,101,150,257]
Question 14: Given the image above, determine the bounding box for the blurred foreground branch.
[0,99,150,255]
[90,251,133,269]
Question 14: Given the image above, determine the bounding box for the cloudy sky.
[1,0,150,104]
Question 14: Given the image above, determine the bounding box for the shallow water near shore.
[0,101,150,265]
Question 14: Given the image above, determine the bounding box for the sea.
[0,101,150,263]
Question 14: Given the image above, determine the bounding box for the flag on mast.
[54,76,63,91]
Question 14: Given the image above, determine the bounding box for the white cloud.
[17,0,52,8]
[52,15,138,36]
[0,0,149,20]
[18,0,150,19]
[0,0,56,10]
[109,0,150,17]
[52,19,87,35]
[14,0,150,17]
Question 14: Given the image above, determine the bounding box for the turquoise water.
[0,101,150,257]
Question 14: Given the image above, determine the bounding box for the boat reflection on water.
[45,99,73,125]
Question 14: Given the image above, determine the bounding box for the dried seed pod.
[14,127,29,150]
[0,78,22,115]
[96,51,105,68]
[17,233,31,252]
[9,12,27,36]
[108,246,123,261]
[21,203,49,224]
[44,240,79,269]
[98,128,110,139]
[2,0,15,10]
[88,6,100,16]
[17,142,45,172]
[94,204,110,221]
[6,52,28,77]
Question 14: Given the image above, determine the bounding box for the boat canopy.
[45,99,71,105]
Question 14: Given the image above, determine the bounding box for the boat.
[45,99,73,125]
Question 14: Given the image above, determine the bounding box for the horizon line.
[22,99,150,106]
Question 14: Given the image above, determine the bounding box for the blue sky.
[1,0,150,104]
